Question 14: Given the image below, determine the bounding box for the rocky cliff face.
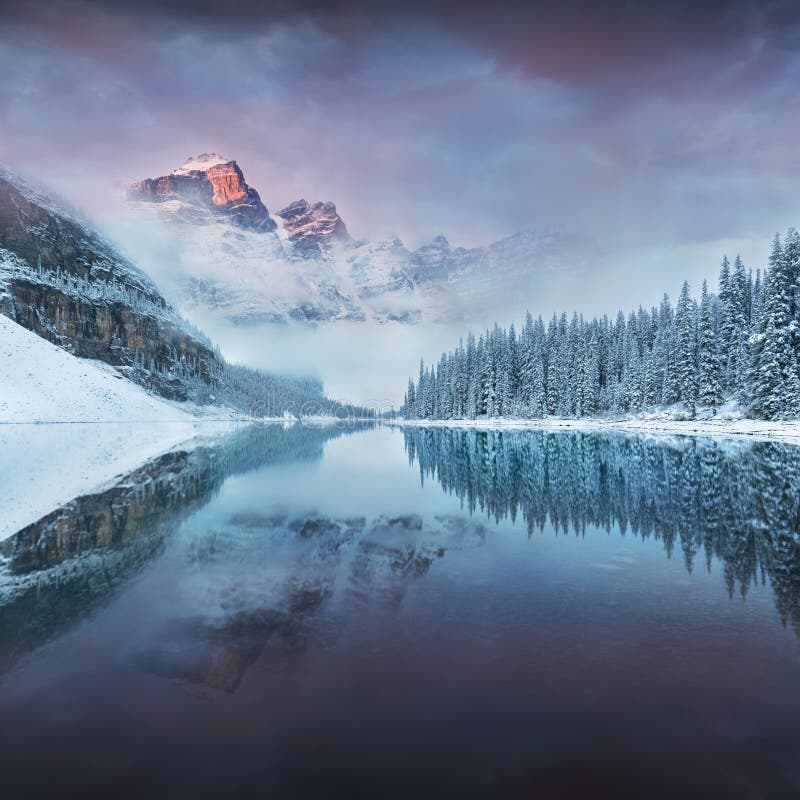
[0,169,218,400]
[127,154,276,233]
[277,199,351,258]
[409,235,469,284]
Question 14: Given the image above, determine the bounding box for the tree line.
[403,230,800,420]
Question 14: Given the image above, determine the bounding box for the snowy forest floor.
[389,408,800,445]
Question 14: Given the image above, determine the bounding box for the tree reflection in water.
[404,428,800,635]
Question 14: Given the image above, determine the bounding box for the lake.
[1,423,800,798]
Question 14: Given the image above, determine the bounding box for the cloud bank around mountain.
[0,0,797,320]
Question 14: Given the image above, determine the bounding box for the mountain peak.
[278,198,351,258]
[128,156,276,233]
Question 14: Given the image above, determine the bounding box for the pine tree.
[730,255,751,401]
[697,280,722,409]
[545,315,561,415]
[717,255,733,389]
[531,316,547,417]
[752,234,800,418]
[402,230,800,423]
[503,324,519,415]
[676,281,698,416]
[405,378,416,418]
[582,330,600,415]
[784,227,800,390]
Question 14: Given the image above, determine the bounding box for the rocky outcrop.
[278,199,351,258]
[128,154,277,233]
[3,280,215,399]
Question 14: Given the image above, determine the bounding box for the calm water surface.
[1,424,800,799]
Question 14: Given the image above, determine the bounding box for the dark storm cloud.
[1,0,800,312]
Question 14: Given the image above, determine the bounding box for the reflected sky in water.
[1,425,800,798]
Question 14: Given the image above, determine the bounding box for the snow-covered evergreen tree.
[401,230,800,422]
[698,280,722,409]
[675,281,698,416]
[752,235,800,418]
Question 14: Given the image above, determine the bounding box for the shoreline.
[0,415,367,543]
[386,415,800,445]
[0,417,283,543]
[0,420,233,542]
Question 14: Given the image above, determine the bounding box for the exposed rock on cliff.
[0,168,218,400]
[278,198,351,258]
[127,154,277,233]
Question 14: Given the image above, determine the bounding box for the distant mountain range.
[127,154,595,326]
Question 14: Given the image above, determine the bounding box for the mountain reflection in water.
[1,425,800,799]
[0,422,364,674]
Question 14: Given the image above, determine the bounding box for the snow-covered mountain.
[278,198,352,257]
[0,165,220,400]
[127,155,595,326]
[128,153,276,233]
[0,165,328,413]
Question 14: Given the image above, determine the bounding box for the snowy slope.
[0,314,196,423]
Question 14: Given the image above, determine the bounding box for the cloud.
[1,0,799,296]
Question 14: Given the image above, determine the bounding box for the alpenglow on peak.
[127,154,276,233]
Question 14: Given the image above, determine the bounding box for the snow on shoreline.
[388,415,800,445]
[0,315,262,540]
[0,316,369,540]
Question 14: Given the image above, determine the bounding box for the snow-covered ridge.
[0,167,163,299]
[0,165,86,228]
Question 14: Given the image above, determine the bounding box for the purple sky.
[2,0,800,302]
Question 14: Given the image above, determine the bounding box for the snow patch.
[171,153,231,176]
